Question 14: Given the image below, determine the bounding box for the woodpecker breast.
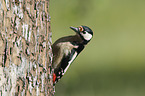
[57,42,78,56]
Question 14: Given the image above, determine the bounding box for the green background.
[50,0,145,96]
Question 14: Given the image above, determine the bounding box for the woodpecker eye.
[79,26,83,32]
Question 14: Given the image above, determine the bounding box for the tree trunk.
[0,0,54,95]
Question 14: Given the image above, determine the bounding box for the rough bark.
[0,0,54,95]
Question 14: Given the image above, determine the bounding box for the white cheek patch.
[81,32,92,41]
[64,52,77,73]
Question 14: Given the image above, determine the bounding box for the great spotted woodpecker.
[52,26,93,85]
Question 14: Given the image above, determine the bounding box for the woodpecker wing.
[54,44,84,83]
[54,48,76,83]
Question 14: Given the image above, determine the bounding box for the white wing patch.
[80,31,92,41]
[64,52,77,73]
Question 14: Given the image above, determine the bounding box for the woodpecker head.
[70,26,93,44]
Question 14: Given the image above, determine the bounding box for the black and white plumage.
[52,26,93,84]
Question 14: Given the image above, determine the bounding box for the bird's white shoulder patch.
[64,52,77,73]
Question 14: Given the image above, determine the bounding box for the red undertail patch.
[53,73,56,84]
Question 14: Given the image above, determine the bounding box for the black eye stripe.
[82,31,86,34]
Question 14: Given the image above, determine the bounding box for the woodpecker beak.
[70,26,79,33]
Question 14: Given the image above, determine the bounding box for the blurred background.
[50,0,145,96]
